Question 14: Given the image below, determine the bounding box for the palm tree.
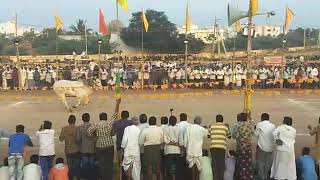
[70,19,93,34]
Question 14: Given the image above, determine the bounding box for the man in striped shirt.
[209,114,231,180]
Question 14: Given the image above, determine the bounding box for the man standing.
[184,116,208,180]
[163,116,181,180]
[121,117,141,180]
[209,115,231,180]
[87,99,121,180]
[76,113,96,180]
[36,121,55,180]
[139,116,164,180]
[8,125,33,180]
[254,113,276,180]
[177,113,189,147]
[270,117,297,180]
[308,117,320,165]
[59,115,80,180]
[113,110,132,179]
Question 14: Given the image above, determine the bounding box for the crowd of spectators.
[0,99,319,180]
[1,59,319,91]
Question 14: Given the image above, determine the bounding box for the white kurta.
[184,124,208,170]
[270,124,297,180]
[121,125,141,180]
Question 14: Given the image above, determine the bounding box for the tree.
[70,19,93,34]
[121,9,204,53]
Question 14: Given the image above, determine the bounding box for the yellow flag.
[142,8,149,32]
[186,2,191,33]
[117,0,129,12]
[284,7,295,34]
[55,16,63,32]
[251,0,259,16]
[236,20,241,32]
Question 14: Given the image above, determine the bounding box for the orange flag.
[99,9,108,35]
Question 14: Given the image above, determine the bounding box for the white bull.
[53,80,93,111]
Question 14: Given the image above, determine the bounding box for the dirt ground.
[0,89,319,164]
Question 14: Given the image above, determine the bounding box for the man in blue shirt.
[297,147,318,180]
[8,125,33,180]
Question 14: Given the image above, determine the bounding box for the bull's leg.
[60,95,72,112]
[83,96,90,105]
[72,97,82,108]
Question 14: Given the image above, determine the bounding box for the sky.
[0,0,319,31]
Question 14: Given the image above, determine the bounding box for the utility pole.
[85,20,88,56]
[213,16,217,54]
[303,29,306,49]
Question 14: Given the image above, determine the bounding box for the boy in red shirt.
[49,158,69,180]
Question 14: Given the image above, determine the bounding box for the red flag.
[99,9,108,35]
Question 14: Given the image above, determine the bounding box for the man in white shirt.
[254,113,276,180]
[122,117,141,180]
[0,157,9,180]
[177,113,189,147]
[23,155,42,180]
[259,67,267,89]
[139,116,163,180]
[270,117,297,180]
[163,116,181,179]
[184,116,208,180]
[36,121,55,180]
[19,67,27,90]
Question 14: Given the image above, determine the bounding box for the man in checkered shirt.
[87,98,121,180]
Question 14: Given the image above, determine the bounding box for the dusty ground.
[0,89,319,164]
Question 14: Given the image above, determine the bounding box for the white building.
[254,25,281,38]
[177,24,236,44]
[0,21,37,37]
[58,34,82,41]
[243,25,281,38]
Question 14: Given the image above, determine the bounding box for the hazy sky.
[0,0,319,31]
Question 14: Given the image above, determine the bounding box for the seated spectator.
[0,157,9,180]
[224,150,236,180]
[199,150,213,180]
[297,147,318,180]
[23,155,42,180]
[49,158,69,180]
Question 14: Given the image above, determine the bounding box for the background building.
[242,25,282,38]
[0,20,36,37]
[177,24,236,44]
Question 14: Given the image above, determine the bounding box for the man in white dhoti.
[121,117,141,180]
[19,67,27,90]
[184,116,208,180]
[270,117,297,180]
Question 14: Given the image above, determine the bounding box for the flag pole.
[141,8,145,90]
[115,0,121,100]
[56,30,59,78]
[141,10,144,55]
[184,0,189,84]
[244,0,254,119]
